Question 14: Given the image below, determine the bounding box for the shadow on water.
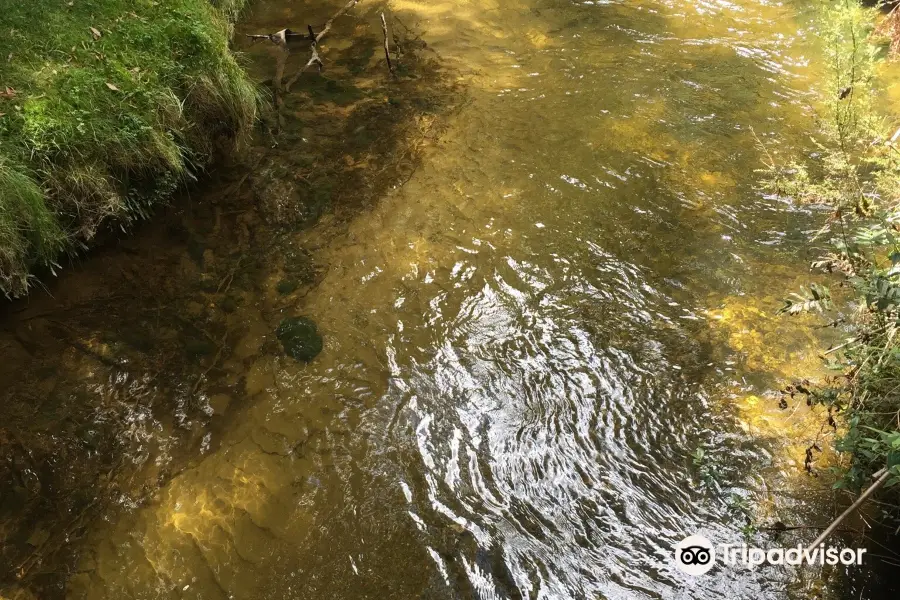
[0,0,890,599]
[0,2,460,596]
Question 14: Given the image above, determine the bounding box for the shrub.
[764,0,900,496]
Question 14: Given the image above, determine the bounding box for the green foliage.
[692,446,723,491]
[765,0,900,498]
[692,447,760,536]
[0,160,66,294]
[0,0,259,297]
[776,283,833,315]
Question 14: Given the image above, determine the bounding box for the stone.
[276,316,323,362]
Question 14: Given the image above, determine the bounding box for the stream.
[1,0,888,598]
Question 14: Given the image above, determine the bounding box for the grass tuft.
[0,160,65,297]
[0,0,260,297]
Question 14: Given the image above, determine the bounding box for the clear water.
[4,0,867,598]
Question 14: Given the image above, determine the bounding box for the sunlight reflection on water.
[68,0,842,598]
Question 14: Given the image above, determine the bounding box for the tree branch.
[808,467,892,549]
[244,0,363,92]
[381,12,394,75]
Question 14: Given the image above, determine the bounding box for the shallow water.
[4,0,882,598]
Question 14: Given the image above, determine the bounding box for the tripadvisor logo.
[672,534,868,576]
[674,535,716,576]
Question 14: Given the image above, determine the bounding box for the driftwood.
[245,0,364,92]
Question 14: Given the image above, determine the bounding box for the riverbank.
[766,0,900,511]
[0,0,258,299]
[757,2,900,593]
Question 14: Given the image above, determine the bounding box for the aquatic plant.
[0,0,259,298]
[763,0,900,505]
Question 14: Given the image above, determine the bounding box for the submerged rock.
[276,316,323,362]
[276,278,299,295]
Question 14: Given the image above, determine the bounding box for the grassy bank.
[0,0,258,297]
[766,1,900,506]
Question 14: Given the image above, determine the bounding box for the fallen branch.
[381,12,394,75]
[286,0,361,91]
[807,467,892,550]
[758,524,853,532]
[246,0,363,91]
[246,29,319,42]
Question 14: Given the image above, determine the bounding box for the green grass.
[0,0,259,298]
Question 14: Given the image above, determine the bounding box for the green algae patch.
[276,316,323,362]
[0,0,260,298]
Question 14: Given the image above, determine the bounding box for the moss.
[0,0,259,298]
[276,316,323,362]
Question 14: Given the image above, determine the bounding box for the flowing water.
[4,0,887,598]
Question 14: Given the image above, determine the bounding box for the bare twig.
[890,126,900,145]
[286,0,362,91]
[381,12,394,75]
[822,335,861,356]
[245,0,363,91]
[191,327,230,396]
[216,256,243,294]
[313,0,360,44]
[760,523,848,531]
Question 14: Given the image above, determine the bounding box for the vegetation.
[765,0,900,502]
[0,0,259,297]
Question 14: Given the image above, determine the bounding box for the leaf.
[89,26,102,40]
[812,252,856,277]
[105,82,119,92]
[0,86,16,99]
[776,284,832,315]
[888,450,900,467]
[853,224,890,247]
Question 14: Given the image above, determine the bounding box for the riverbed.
[0,0,878,598]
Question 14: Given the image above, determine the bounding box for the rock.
[276,316,323,362]
[276,278,298,295]
[253,164,303,226]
